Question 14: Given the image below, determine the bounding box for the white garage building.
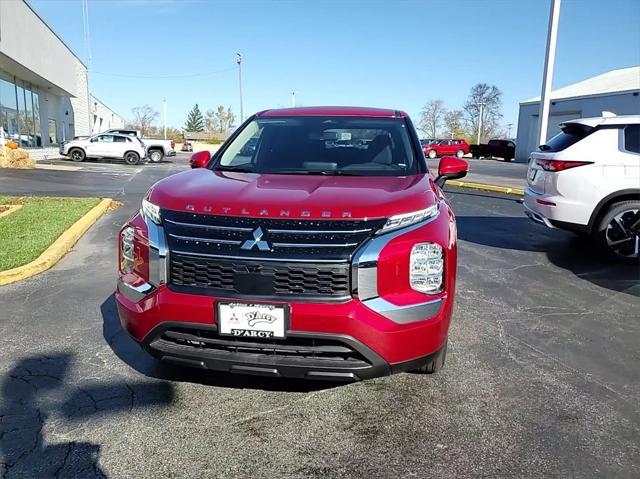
[515,66,640,162]
[0,0,123,154]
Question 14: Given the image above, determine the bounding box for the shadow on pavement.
[100,294,338,393]
[0,353,173,478]
[457,215,639,296]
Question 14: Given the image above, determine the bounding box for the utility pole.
[236,52,244,122]
[162,98,167,139]
[507,123,513,139]
[291,91,296,108]
[476,102,485,145]
[538,0,561,146]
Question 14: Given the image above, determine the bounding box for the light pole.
[538,0,561,146]
[162,98,167,140]
[291,91,296,108]
[476,102,485,145]
[507,123,513,139]
[236,52,244,122]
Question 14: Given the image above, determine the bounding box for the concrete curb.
[447,180,524,196]
[0,204,23,219]
[0,198,113,286]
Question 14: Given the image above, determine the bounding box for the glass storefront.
[0,71,42,148]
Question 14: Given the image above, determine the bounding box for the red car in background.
[423,139,470,159]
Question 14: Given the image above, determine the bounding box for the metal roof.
[521,66,640,104]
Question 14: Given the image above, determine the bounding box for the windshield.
[214,116,419,176]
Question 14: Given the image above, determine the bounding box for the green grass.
[0,195,101,271]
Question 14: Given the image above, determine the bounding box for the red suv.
[424,139,470,159]
[116,107,468,381]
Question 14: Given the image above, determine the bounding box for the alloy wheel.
[605,208,640,259]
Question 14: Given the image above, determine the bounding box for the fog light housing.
[410,242,444,293]
[120,226,135,274]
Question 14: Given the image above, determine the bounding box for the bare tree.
[129,105,159,136]
[418,100,447,138]
[463,84,503,143]
[215,106,236,133]
[205,109,219,133]
[443,109,465,139]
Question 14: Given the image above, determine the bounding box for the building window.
[0,77,18,145]
[32,92,41,147]
[16,84,30,147]
[48,119,58,145]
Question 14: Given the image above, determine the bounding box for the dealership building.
[515,66,640,162]
[0,0,123,154]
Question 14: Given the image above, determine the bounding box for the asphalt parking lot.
[0,156,638,478]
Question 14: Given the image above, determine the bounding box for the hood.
[148,169,437,220]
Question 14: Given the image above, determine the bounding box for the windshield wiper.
[214,165,256,173]
[270,170,360,176]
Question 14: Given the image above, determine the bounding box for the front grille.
[170,253,350,299]
[162,209,386,262]
[157,327,371,366]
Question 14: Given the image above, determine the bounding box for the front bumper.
[116,280,452,381]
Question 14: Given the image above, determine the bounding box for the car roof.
[256,106,407,118]
[93,132,131,138]
[564,114,640,128]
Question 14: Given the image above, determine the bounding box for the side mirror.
[189,150,211,169]
[435,156,468,187]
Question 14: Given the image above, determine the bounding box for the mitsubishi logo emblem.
[241,227,271,251]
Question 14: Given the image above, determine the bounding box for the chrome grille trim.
[267,228,373,234]
[163,218,253,232]
[271,242,360,248]
[169,249,349,263]
[168,233,242,245]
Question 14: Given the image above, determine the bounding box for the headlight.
[120,226,135,274]
[378,204,439,234]
[142,198,161,224]
[410,242,444,294]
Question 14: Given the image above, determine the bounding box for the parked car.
[60,133,147,165]
[524,114,640,262]
[470,139,516,161]
[116,106,469,381]
[103,129,176,163]
[181,141,193,152]
[423,139,469,159]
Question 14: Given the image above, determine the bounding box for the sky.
[30,0,640,133]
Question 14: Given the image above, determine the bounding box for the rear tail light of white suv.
[535,159,593,172]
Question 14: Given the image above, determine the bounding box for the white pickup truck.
[103,129,176,163]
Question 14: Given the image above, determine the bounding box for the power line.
[92,66,237,79]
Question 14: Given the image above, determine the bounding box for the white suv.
[60,133,147,165]
[524,114,639,262]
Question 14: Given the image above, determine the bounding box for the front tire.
[428,149,437,159]
[124,151,141,166]
[69,148,85,162]
[456,149,464,158]
[412,341,447,374]
[592,200,640,263]
[148,149,164,163]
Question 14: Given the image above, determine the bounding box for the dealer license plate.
[217,301,288,339]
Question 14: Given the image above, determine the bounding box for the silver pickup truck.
[103,129,176,163]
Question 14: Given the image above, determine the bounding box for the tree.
[442,109,466,139]
[205,109,219,133]
[129,105,158,136]
[418,100,447,139]
[463,83,503,143]
[205,106,236,133]
[185,104,205,132]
